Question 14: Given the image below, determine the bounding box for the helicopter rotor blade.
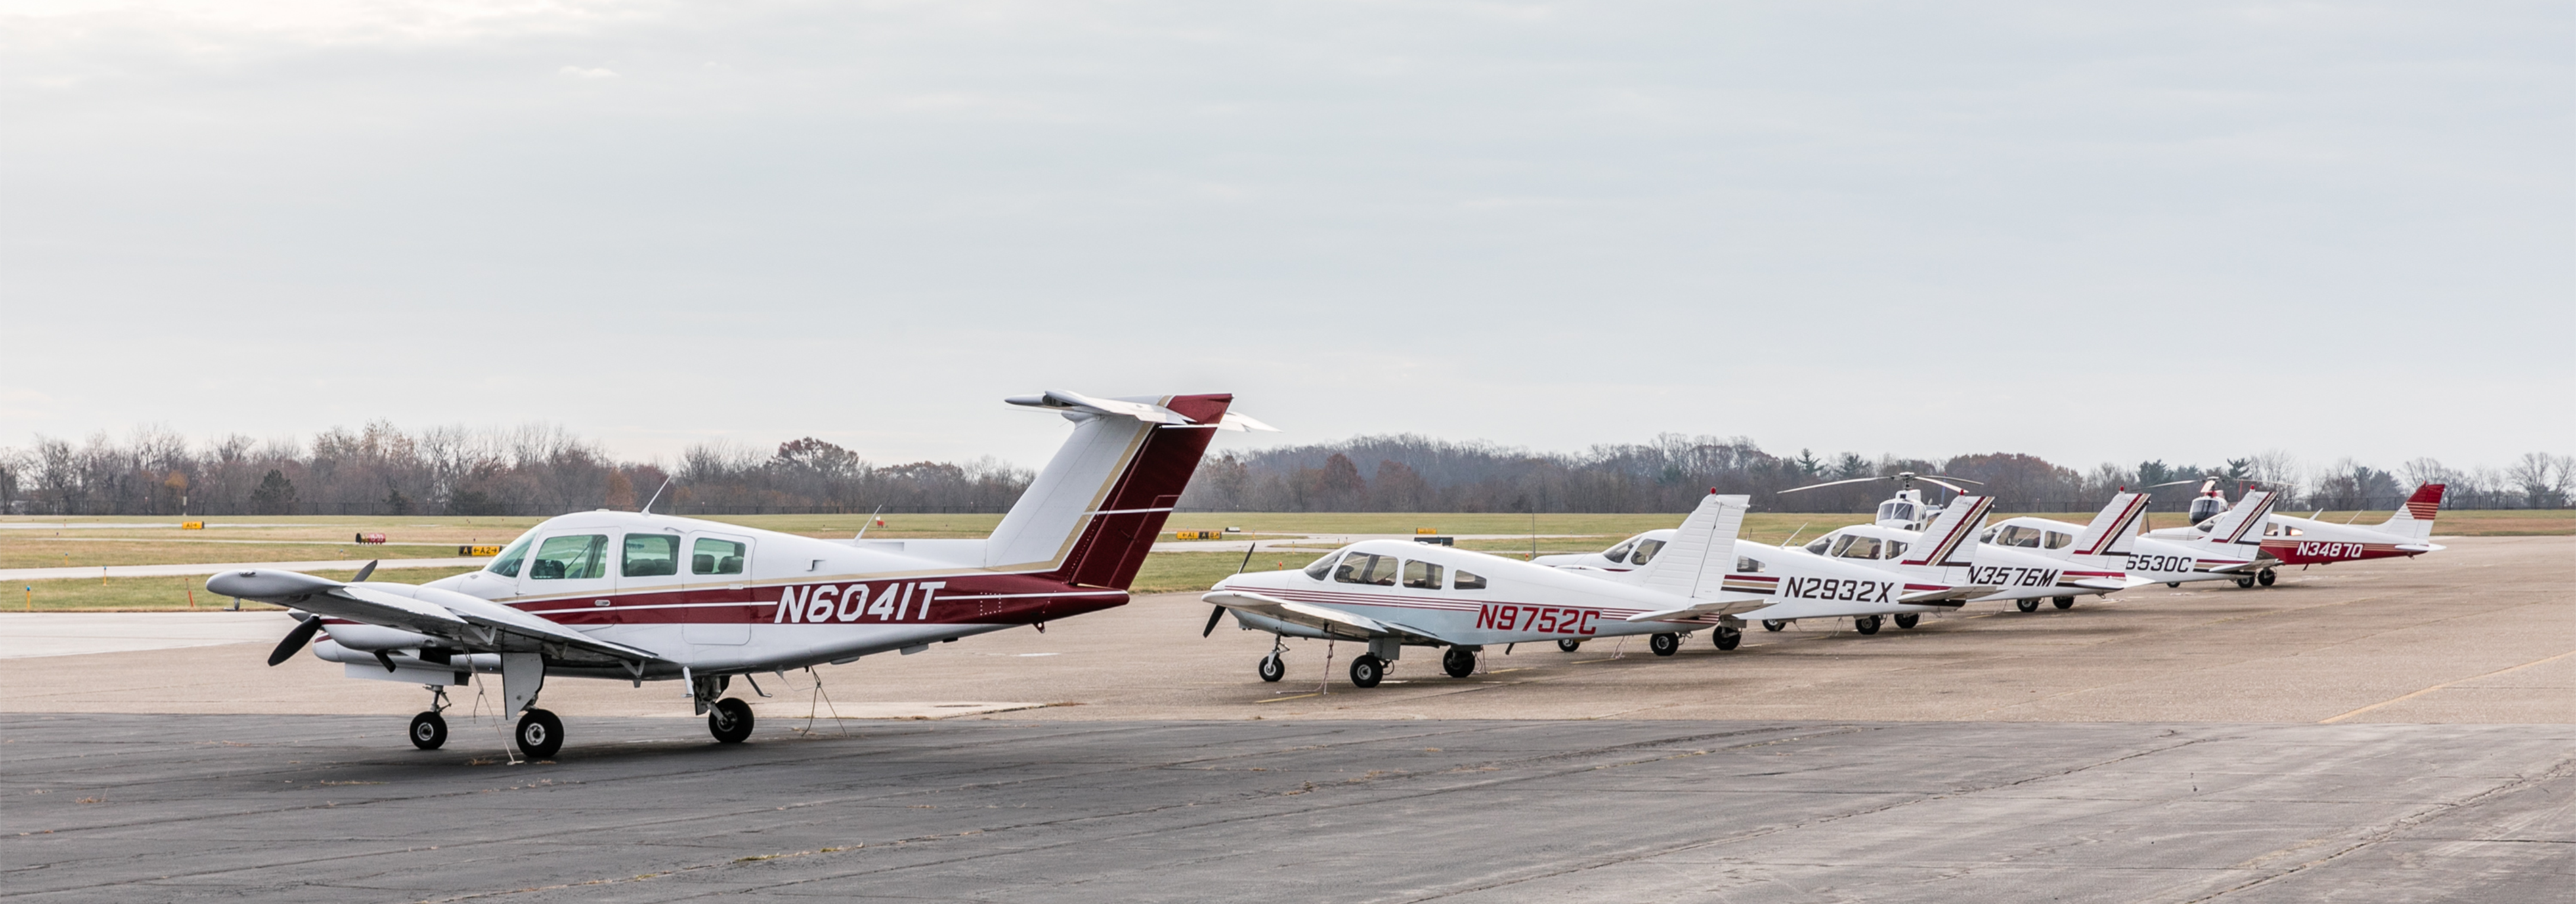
[1925,474,1984,485]
[1916,477,1973,494]
[1777,475,1888,494]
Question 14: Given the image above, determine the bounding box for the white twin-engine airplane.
[207,391,1270,759]
[1202,492,1996,688]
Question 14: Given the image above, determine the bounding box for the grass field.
[7,509,2561,611]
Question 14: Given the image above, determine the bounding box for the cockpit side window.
[691,538,747,575]
[623,534,680,577]
[529,535,608,580]
[1402,560,1444,590]
[2043,532,2073,550]
[1630,539,1667,566]
[486,535,534,578]
[1979,526,1999,544]
[1995,526,2043,548]
[1303,553,1340,581]
[1333,553,1398,586]
[1602,539,1636,562]
[1804,536,1832,555]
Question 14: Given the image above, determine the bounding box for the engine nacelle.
[318,623,437,651]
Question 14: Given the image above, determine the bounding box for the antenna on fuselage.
[854,504,886,540]
[640,477,675,516]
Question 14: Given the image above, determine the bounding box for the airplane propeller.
[267,614,325,667]
[1205,544,1258,638]
[1779,471,1985,496]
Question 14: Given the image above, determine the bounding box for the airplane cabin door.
[682,532,754,645]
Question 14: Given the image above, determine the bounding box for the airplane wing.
[2061,577,2128,592]
[1201,590,1453,645]
[1896,585,1996,605]
[1622,599,1760,624]
[209,568,667,665]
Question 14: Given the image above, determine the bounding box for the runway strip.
[2,715,2567,903]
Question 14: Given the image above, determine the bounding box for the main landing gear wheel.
[1713,626,1742,650]
[2258,568,2277,587]
[2016,598,2041,613]
[1557,638,1582,653]
[1442,648,1476,678]
[709,698,755,745]
[514,708,563,759]
[2053,596,2076,610]
[1893,614,1920,630]
[2236,576,2257,589]
[1257,653,1286,683]
[1762,619,1786,633]
[1349,654,1385,688]
[408,711,448,750]
[1853,615,1883,635]
[1648,633,1681,657]
[2167,582,2181,588]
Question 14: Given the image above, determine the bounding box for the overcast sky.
[4,1,2568,474]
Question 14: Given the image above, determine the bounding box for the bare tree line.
[0,424,1031,516]
[2,425,2566,517]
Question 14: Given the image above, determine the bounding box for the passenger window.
[1602,540,1635,562]
[1333,553,1398,586]
[529,535,608,580]
[1630,539,1667,566]
[1885,541,1909,559]
[1735,555,1765,573]
[2043,532,2073,550]
[691,538,747,575]
[1303,553,1340,581]
[1454,570,1488,590]
[1402,560,1444,590]
[623,534,680,577]
[485,535,533,579]
[1831,535,1882,559]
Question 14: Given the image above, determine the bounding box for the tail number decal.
[1967,566,2061,588]
[774,581,948,624]
[2123,553,2193,574]
[1475,605,1599,635]
[1776,577,1896,603]
[2294,541,2366,560]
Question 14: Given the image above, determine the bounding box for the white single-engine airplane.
[2146,483,2447,575]
[1984,488,2280,590]
[1788,492,2146,614]
[1204,492,1996,687]
[209,391,1265,758]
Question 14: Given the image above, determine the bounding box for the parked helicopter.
[209,390,1264,758]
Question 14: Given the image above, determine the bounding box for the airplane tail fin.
[2377,483,2444,541]
[2199,489,2279,547]
[2063,491,2150,564]
[1637,491,1748,600]
[983,391,1255,589]
[1897,495,1991,568]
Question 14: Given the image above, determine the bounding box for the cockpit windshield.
[484,532,536,578]
[1877,501,1917,523]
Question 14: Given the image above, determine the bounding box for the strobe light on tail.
[209,391,1265,759]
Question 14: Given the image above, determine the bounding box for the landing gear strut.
[708,698,755,744]
[1648,633,1680,656]
[1349,654,1386,688]
[1257,652,1286,682]
[1893,613,1919,630]
[1853,615,1882,635]
[514,709,563,759]
[1442,647,1477,678]
[410,686,452,750]
[2052,596,2075,610]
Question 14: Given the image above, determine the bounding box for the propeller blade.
[266,615,325,667]
[1777,475,1887,493]
[351,560,378,583]
[1202,606,1228,638]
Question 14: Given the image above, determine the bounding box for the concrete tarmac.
[4,715,2568,902]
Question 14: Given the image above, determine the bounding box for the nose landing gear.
[708,698,755,744]
[1257,651,1286,682]
[409,686,452,750]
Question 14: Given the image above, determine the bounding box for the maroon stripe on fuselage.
[505,571,1127,627]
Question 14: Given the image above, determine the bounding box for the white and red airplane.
[2143,483,2447,579]
[208,390,1265,758]
[1202,493,2000,688]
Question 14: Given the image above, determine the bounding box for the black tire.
[1557,638,1582,653]
[709,698,755,744]
[2166,582,2181,588]
[1257,653,1286,683]
[1648,633,1680,657]
[2053,596,2075,610]
[514,708,563,759]
[1442,648,1476,678]
[2236,576,2257,589]
[2016,598,2040,613]
[408,711,447,750]
[1893,613,1919,630]
[1762,619,1786,632]
[1853,615,1881,635]
[1349,654,1384,688]
[1714,626,1742,650]
[2258,568,2277,587]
